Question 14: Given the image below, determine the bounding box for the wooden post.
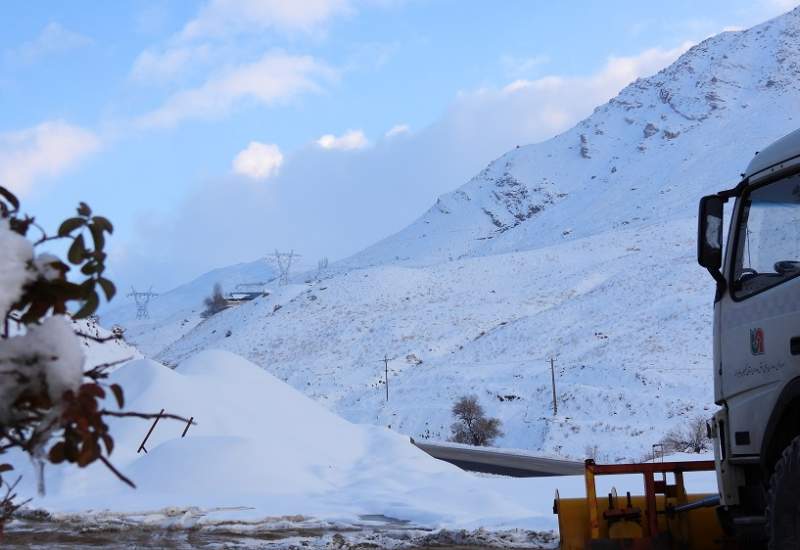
[137,408,164,453]
[384,355,389,402]
[181,416,194,438]
[550,357,557,415]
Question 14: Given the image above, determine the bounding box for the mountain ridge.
[106,8,800,460]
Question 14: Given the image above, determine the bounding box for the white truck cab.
[698,128,800,547]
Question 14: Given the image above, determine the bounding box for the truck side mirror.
[698,195,724,271]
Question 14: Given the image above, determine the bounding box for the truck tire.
[767,435,800,549]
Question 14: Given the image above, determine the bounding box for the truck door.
[719,172,800,457]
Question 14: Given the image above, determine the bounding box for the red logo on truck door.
[750,328,765,355]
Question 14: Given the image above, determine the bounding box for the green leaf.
[0,186,19,210]
[90,224,105,251]
[92,216,114,234]
[67,234,86,264]
[80,262,98,275]
[77,202,92,217]
[110,384,124,408]
[98,278,116,301]
[58,217,84,237]
[0,463,13,473]
[73,290,99,319]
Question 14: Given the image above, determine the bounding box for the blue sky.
[0,0,796,296]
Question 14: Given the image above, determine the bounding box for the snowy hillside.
[111,9,800,461]
[350,10,800,266]
[101,257,282,356]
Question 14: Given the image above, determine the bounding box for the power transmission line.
[127,286,158,320]
[273,250,300,285]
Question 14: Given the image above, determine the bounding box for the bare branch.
[98,455,135,489]
[83,358,132,379]
[74,331,121,344]
[99,410,195,424]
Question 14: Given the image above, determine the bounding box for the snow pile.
[6,349,558,531]
[6,349,716,540]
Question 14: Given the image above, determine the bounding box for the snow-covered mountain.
[108,9,800,460]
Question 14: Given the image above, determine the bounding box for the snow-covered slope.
[100,258,281,357]
[114,9,800,460]
[349,11,800,267]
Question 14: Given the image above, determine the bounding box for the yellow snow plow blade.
[554,460,726,549]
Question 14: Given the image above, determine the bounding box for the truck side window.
[732,173,800,299]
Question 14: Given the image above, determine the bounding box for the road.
[411,439,585,477]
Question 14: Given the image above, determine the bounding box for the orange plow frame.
[554,459,728,549]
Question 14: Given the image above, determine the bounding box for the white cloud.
[5,22,92,65]
[489,42,694,136]
[385,124,410,138]
[762,0,800,12]
[138,52,334,128]
[232,141,284,180]
[130,44,212,83]
[499,54,549,77]
[0,121,100,196]
[317,129,368,150]
[129,0,352,85]
[181,0,353,39]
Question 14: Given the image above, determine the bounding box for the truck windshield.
[732,172,800,299]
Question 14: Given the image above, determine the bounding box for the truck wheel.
[767,435,800,549]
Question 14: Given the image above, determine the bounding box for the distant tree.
[202,283,229,318]
[660,416,711,454]
[449,395,503,447]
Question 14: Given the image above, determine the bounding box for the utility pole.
[383,355,389,402]
[549,356,558,416]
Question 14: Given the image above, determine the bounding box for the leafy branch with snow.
[0,186,187,534]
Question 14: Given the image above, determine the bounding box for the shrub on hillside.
[659,416,711,454]
[202,283,229,318]
[449,395,503,447]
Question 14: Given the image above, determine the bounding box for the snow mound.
[8,349,583,531]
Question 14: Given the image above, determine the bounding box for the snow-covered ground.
[5,349,715,547]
